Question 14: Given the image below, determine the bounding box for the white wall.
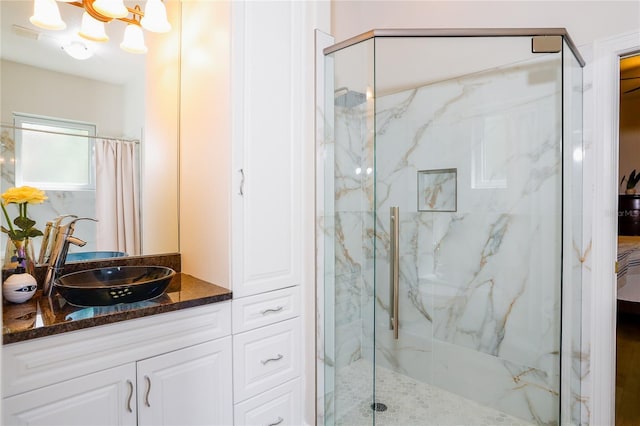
[331,0,640,48]
[179,1,232,286]
[141,1,181,256]
[0,60,125,135]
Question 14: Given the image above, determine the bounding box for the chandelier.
[29,0,171,55]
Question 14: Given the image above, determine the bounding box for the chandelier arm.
[126,6,144,17]
[65,0,144,24]
[118,16,141,26]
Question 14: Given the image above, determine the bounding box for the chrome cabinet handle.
[261,354,283,365]
[268,417,284,426]
[144,375,151,407]
[390,206,400,340]
[260,306,284,315]
[126,380,134,413]
[239,169,245,196]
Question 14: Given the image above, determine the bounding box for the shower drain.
[371,402,388,412]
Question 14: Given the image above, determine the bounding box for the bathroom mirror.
[0,0,181,261]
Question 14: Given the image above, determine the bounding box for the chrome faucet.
[43,217,98,296]
[37,214,78,264]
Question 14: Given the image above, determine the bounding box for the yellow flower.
[1,186,47,241]
[1,186,47,206]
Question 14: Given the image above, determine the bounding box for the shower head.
[334,87,367,108]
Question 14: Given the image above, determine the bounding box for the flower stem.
[1,202,15,235]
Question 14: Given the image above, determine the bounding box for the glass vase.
[4,238,36,277]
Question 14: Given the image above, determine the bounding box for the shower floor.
[334,359,533,426]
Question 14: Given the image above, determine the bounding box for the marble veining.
[318,48,582,426]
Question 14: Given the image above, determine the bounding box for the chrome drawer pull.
[144,375,151,407]
[261,354,283,365]
[239,169,245,196]
[126,380,134,413]
[260,306,284,315]
[268,417,284,426]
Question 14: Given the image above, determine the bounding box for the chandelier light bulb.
[78,12,109,42]
[140,0,171,33]
[30,0,66,30]
[120,24,148,54]
[93,0,128,19]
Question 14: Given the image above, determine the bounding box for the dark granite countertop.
[3,256,232,345]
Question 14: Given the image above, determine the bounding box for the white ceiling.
[1,0,144,85]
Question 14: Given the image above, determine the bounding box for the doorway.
[616,52,640,426]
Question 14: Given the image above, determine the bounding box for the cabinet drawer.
[233,318,300,402]
[233,378,301,426]
[232,286,300,333]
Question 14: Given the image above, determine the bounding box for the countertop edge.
[3,293,232,345]
[3,271,232,345]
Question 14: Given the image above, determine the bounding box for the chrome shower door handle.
[390,206,400,340]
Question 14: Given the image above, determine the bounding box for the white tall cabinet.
[180,1,328,424]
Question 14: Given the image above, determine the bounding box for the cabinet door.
[231,0,303,297]
[3,363,136,426]
[137,337,233,426]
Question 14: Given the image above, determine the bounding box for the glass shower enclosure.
[318,29,584,426]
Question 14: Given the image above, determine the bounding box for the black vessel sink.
[54,266,176,307]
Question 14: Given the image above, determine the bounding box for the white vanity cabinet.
[3,363,138,426]
[2,302,233,426]
[136,337,233,426]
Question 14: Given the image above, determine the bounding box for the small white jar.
[3,272,37,303]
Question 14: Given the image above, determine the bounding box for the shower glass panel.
[323,37,375,426]
[321,31,583,426]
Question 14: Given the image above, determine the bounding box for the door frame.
[589,29,640,426]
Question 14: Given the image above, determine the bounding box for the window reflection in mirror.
[0,0,181,264]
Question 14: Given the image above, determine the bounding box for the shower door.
[371,36,565,425]
[323,31,583,426]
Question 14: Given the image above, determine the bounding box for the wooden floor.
[616,308,640,426]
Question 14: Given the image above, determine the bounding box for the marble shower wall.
[368,55,564,424]
[327,99,376,422]
[325,54,567,424]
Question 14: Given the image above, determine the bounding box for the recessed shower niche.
[317,29,584,425]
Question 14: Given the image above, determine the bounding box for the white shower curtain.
[95,139,141,255]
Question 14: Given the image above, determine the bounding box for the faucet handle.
[61,217,98,233]
[70,217,98,223]
[53,214,78,227]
